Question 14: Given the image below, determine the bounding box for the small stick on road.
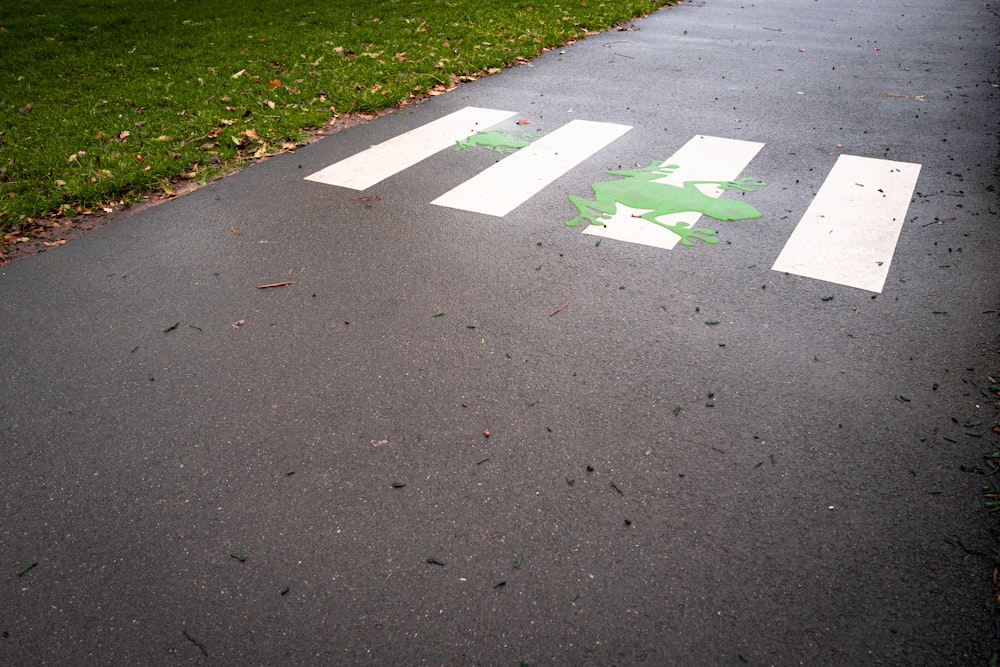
[183,629,209,657]
[256,281,296,289]
[549,297,571,317]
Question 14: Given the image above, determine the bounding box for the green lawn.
[0,0,675,245]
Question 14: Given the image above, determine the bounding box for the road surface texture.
[2,0,999,664]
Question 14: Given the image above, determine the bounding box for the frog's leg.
[454,140,474,151]
[642,214,720,246]
[564,195,617,227]
[483,144,519,155]
[684,177,766,193]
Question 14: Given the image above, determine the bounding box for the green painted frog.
[454,129,539,154]
[565,160,766,246]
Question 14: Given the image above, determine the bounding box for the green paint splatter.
[564,161,766,246]
[454,129,539,154]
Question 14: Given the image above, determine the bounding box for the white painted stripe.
[771,155,921,293]
[304,106,517,190]
[583,135,765,250]
[431,119,632,217]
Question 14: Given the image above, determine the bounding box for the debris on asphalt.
[371,438,389,447]
[390,482,406,488]
[610,481,625,496]
[513,553,524,569]
[566,477,575,487]
[16,560,37,577]
[256,281,296,289]
[183,629,209,657]
[483,430,490,438]
[705,320,720,325]
[476,458,490,465]
[426,556,446,566]
[230,553,247,562]
[673,406,682,416]
[821,296,834,302]
[163,322,180,333]
[494,580,506,589]
[280,587,290,596]
[624,519,632,526]
[586,465,594,472]
[896,395,912,402]
[549,297,571,317]
[231,319,246,329]
[432,311,445,317]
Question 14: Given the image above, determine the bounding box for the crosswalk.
[305,107,517,190]
[431,119,631,217]
[771,155,921,293]
[304,106,922,294]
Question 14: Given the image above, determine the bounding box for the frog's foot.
[564,195,616,227]
[661,220,720,246]
[717,177,767,193]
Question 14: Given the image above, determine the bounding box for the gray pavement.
[2,0,999,664]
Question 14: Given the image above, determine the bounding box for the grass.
[0,0,675,248]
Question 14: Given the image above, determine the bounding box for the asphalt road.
[2,0,999,664]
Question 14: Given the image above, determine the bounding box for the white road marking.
[431,119,632,217]
[771,155,921,293]
[582,135,765,250]
[304,106,517,190]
